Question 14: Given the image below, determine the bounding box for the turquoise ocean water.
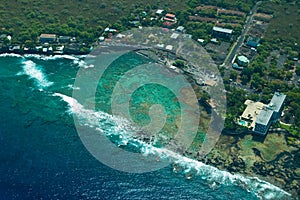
[0,53,291,199]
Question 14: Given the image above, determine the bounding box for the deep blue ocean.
[0,54,292,200]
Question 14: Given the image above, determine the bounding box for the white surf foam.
[24,54,81,61]
[0,53,23,58]
[19,60,53,88]
[73,59,94,69]
[66,84,80,90]
[53,93,291,200]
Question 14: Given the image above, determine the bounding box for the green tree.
[229,71,238,81]
[295,66,300,76]
[173,60,185,68]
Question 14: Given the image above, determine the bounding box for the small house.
[237,55,249,67]
[212,26,233,39]
[39,34,57,43]
[246,36,260,48]
[58,36,71,43]
[164,13,176,22]
[156,9,165,15]
[176,26,185,33]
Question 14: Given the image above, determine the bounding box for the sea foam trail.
[53,93,291,200]
[0,53,23,57]
[18,60,53,89]
[1,53,91,69]
[24,54,93,68]
[24,54,85,61]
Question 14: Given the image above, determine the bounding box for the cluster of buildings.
[36,34,89,54]
[238,92,286,135]
[0,33,91,55]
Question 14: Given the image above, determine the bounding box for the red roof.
[164,17,175,22]
[163,21,173,27]
[165,13,175,19]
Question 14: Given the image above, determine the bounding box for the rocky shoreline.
[183,130,300,198]
[128,48,300,198]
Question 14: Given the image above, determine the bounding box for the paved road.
[223,1,262,68]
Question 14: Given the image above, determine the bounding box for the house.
[116,34,126,39]
[237,55,249,67]
[269,92,286,122]
[254,91,286,135]
[129,20,140,27]
[156,9,165,15]
[197,38,205,44]
[232,63,244,70]
[164,13,176,22]
[166,45,173,51]
[176,26,185,33]
[98,36,105,42]
[39,34,57,43]
[58,36,71,43]
[212,26,233,39]
[170,33,179,39]
[254,108,274,135]
[239,100,266,129]
[238,92,286,135]
[183,34,192,39]
[156,44,165,48]
[246,36,260,48]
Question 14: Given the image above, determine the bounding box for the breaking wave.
[23,54,85,61]
[53,92,291,200]
[23,54,93,68]
[0,53,23,58]
[1,53,93,69]
[18,60,53,89]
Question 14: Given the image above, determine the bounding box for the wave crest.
[53,93,291,200]
[18,60,53,89]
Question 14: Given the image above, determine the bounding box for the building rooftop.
[240,100,267,128]
[165,13,175,19]
[197,38,205,43]
[255,108,273,126]
[213,26,233,34]
[238,55,249,63]
[270,92,286,113]
[239,92,286,134]
[40,34,56,38]
[176,26,185,32]
[166,45,173,51]
[246,36,260,47]
[232,63,243,70]
[170,33,179,39]
[156,9,164,15]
